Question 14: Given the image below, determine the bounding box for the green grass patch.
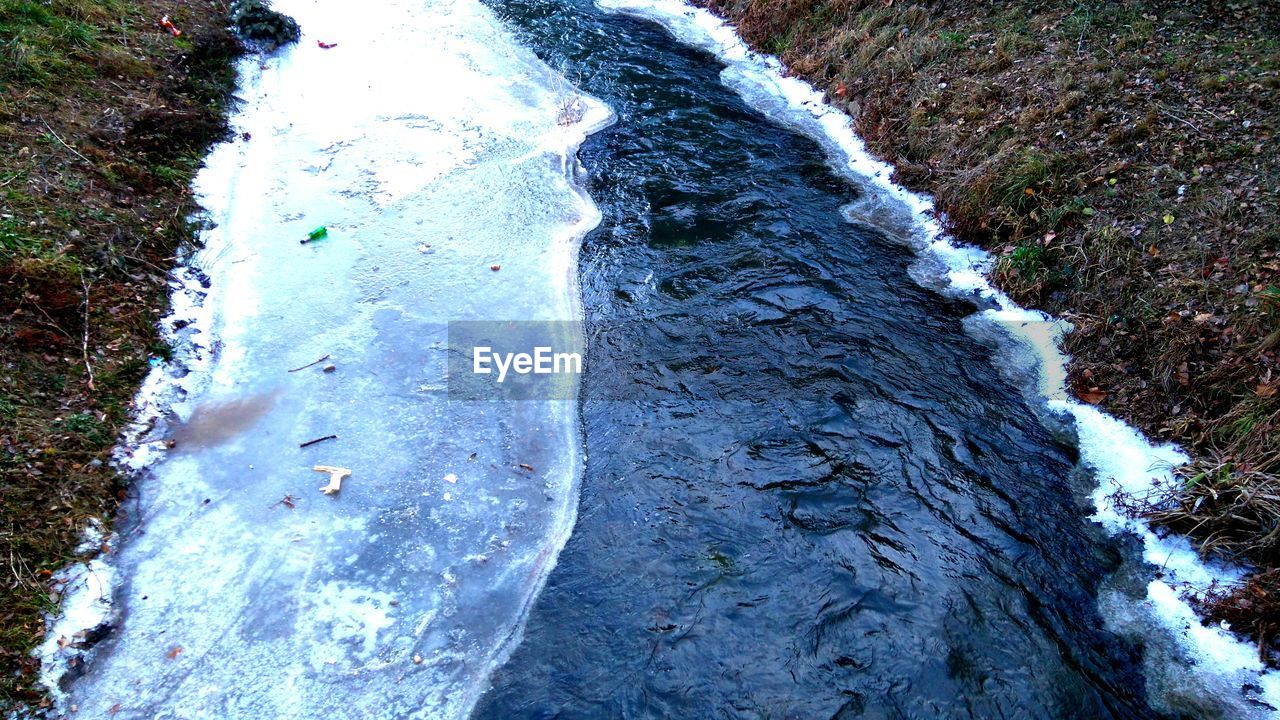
[1005,243,1046,276]
[995,150,1052,210]
[0,0,102,89]
[55,411,111,445]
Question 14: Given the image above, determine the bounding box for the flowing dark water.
[474,1,1164,717]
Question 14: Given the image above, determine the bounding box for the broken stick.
[300,434,338,448]
[288,354,331,373]
[313,465,351,495]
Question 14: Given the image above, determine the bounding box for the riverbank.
[0,0,241,706]
[694,0,1279,662]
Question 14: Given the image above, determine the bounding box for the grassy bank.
[0,0,241,707]
[696,0,1279,661]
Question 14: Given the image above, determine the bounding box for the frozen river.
[55,0,609,716]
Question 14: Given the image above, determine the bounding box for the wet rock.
[230,0,301,51]
[79,621,115,647]
[54,621,116,691]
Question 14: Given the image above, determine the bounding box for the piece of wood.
[313,465,351,495]
[300,434,337,448]
[288,354,330,373]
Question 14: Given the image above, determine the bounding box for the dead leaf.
[1176,362,1190,386]
[1078,388,1108,405]
[166,646,183,660]
[1256,384,1277,398]
[109,703,122,715]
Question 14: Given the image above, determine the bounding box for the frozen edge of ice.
[594,0,1278,714]
[31,258,221,704]
[452,75,618,720]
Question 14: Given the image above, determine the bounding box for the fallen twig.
[299,434,337,448]
[24,298,75,340]
[288,354,330,373]
[41,121,94,167]
[80,271,95,391]
[1159,107,1200,134]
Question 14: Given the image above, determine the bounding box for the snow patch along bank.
[34,262,221,698]
[594,0,1277,715]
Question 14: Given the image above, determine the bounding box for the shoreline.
[2,0,1274,713]
[595,0,1278,712]
[689,0,1279,674]
[0,0,243,707]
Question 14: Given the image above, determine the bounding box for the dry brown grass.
[1146,462,1280,565]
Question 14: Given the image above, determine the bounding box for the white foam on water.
[36,0,612,716]
[595,0,1278,714]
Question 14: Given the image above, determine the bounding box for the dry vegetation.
[697,0,1279,663]
[0,0,240,707]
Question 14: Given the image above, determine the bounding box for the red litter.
[159,15,182,37]
[318,41,338,49]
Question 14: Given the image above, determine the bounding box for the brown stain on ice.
[170,387,282,450]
